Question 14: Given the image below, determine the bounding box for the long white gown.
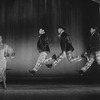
[0,44,14,82]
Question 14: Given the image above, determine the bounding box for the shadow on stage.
[0,73,100,100]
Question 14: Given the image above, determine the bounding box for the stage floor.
[0,83,100,100]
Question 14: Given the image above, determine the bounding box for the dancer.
[46,26,83,68]
[77,27,100,75]
[28,28,57,76]
[0,36,15,89]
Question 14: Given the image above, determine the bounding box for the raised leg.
[67,51,82,63]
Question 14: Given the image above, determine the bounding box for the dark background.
[0,0,99,81]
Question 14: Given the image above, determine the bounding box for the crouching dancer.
[46,26,83,68]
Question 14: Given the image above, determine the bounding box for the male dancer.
[28,28,56,76]
[46,26,83,68]
[77,27,100,75]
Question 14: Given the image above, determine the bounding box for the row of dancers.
[0,26,100,89]
[28,26,100,77]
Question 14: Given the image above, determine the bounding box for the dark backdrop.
[0,0,99,80]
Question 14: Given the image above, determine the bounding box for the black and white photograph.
[0,0,100,100]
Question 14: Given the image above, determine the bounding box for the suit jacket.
[60,32,74,53]
[37,34,50,53]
